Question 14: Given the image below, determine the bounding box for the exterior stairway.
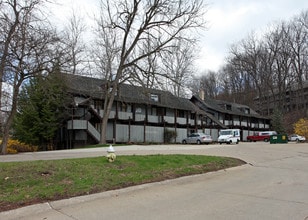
[67,120,100,143]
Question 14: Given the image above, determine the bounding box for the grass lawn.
[0,154,245,212]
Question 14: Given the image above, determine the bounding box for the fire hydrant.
[106,145,116,162]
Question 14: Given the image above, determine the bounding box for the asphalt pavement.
[1,142,308,220]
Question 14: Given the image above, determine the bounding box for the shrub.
[164,129,177,143]
[7,139,38,154]
[6,148,18,154]
[293,118,308,138]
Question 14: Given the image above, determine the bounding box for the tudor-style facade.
[190,95,271,141]
[62,74,224,148]
[60,74,271,148]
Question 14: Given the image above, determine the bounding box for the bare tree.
[0,0,21,135]
[126,34,197,98]
[61,8,87,75]
[224,34,267,107]
[217,10,307,118]
[159,37,197,98]
[0,0,59,154]
[265,22,292,110]
[200,70,219,99]
[215,67,231,100]
[188,75,201,97]
[287,11,308,110]
[93,0,206,144]
[127,33,161,89]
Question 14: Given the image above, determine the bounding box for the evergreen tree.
[13,73,70,150]
[271,109,286,134]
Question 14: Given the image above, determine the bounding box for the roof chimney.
[199,90,205,101]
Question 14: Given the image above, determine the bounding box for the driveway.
[1,142,308,220]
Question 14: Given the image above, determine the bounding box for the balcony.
[164,116,175,124]
[148,115,159,123]
[118,111,133,120]
[177,118,186,125]
[67,120,100,142]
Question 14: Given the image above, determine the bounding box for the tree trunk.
[1,119,11,154]
[0,80,20,154]
[100,87,117,144]
[100,113,108,144]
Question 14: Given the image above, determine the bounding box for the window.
[149,93,159,102]
[135,108,142,113]
[120,103,130,112]
[157,107,165,116]
[177,110,185,118]
[150,106,157,115]
[224,114,231,120]
[94,100,103,109]
[190,113,195,120]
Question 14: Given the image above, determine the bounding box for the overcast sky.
[53,0,308,73]
[196,0,308,72]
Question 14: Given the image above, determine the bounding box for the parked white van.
[218,129,240,144]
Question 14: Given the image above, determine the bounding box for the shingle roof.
[63,74,104,99]
[63,74,199,112]
[63,74,230,127]
[191,95,268,119]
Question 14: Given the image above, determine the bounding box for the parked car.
[247,131,277,142]
[182,133,213,144]
[288,134,306,142]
